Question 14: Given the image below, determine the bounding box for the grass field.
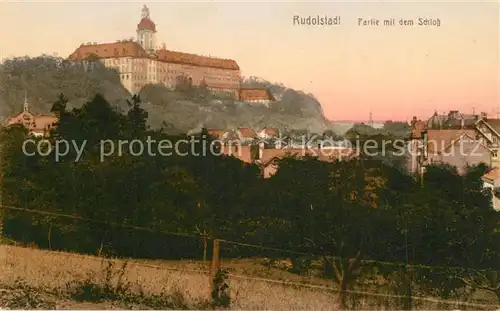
[1,244,498,310]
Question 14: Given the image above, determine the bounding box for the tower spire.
[23,90,29,112]
[141,5,150,19]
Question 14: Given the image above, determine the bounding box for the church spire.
[23,90,29,112]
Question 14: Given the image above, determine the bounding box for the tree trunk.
[333,252,363,310]
[203,236,207,263]
[323,255,333,277]
[47,224,52,250]
[337,278,348,310]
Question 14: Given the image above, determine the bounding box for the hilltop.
[0,55,329,133]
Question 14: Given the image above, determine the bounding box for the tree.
[50,93,68,118]
[127,94,148,137]
[383,120,410,138]
[175,75,191,93]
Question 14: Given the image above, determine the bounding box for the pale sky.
[0,0,498,121]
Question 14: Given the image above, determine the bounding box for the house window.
[493,151,498,158]
[493,136,498,144]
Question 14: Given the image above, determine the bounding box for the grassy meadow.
[1,243,498,310]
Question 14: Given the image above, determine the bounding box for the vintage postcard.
[0,1,499,310]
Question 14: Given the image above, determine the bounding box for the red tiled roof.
[239,88,275,101]
[482,167,500,182]
[237,128,257,139]
[137,18,156,32]
[156,49,239,70]
[481,119,500,134]
[68,42,150,60]
[208,129,228,138]
[6,111,57,135]
[440,132,491,154]
[261,128,278,136]
[68,42,240,70]
[427,129,476,154]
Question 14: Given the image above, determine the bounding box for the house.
[239,88,275,107]
[235,128,257,143]
[474,118,500,167]
[431,132,491,175]
[257,128,279,140]
[207,129,229,140]
[5,93,58,137]
[481,167,500,211]
[220,142,355,178]
[221,144,253,163]
[408,116,491,175]
[256,146,356,179]
[427,110,482,130]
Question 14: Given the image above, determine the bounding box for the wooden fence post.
[209,238,220,294]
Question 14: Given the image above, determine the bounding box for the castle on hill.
[67,5,274,105]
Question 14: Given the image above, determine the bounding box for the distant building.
[408,112,492,175]
[207,129,229,140]
[68,5,241,98]
[257,128,279,140]
[239,88,276,106]
[481,167,500,211]
[5,92,58,137]
[475,118,500,167]
[426,110,483,130]
[257,147,355,178]
[235,128,257,142]
[220,144,355,178]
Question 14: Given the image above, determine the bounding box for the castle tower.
[136,5,157,54]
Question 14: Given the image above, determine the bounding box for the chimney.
[258,141,265,160]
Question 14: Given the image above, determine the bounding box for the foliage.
[1,92,500,305]
[0,56,328,135]
[66,260,131,302]
[383,120,411,138]
[211,268,231,308]
[0,278,56,309]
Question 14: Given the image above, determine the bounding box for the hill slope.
[0,56,328,133]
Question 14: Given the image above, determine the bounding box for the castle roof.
[68,41,149,59]
[156,49,239,70]
[68,42,240,70]
[137,17,156,32]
